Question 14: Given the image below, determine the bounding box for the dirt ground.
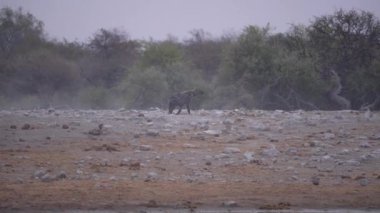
[0,109,379,212]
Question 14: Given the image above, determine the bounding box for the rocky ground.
[0,108,379,212]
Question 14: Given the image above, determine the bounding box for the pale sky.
[1,0,380,42]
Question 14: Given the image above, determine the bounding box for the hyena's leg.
[186,103,191,114]
[168,102,175,114]
[176,105,182,115]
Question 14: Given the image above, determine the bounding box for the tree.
[309,9,380,109]
[83,28,141,88]
[0,7,44,59]
[184,29,224,80]
[140,39,183,69]
[121,67,168,108]
[0,7,45,98]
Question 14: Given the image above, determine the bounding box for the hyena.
[169,89,204,114]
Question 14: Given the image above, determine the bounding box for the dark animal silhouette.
[169,89,203,114]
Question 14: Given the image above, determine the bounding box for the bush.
[77,87,110,109]
[121,67,169,108]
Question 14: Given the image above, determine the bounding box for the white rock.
[223,201,238,207]
[339,149,350,155]
[214,154,231,159]
[139,145,153,151]
[223,147,241,154]
[33,168,48,179]
[251,122,270,131]
[243,152,255,162]
[359,141,371,148]
[359,178,369,186]
[40,173,55,182]
[183,143,198,148]
[344,159,361,166]
[370,134,380,140]
[146,172,158,180]
[120,158,130,166]
[323,133,335,140]
[203,130,221,136]
[321,155,331,161]
[261,146,280,157]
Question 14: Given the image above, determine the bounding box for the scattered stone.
[190,135,206,141]
[311,176,320,185]
[359,141,371,148]
[237,135,248,141]
[129,162,141,170]
[261,146,280,158]
[10,125,17,129]
[360,154,374,162]
[120,158,130,166]
[223,201,238,207]
[57,171,67,179]
[34,168,48,179]
[308,140,320,147]
[259,202,291,210]
[223,147,241,154]
[21,123,31,130]
[205,161,212,166]
[339,149,350,155]
[146,130,159,137]
[88,127,102,136]
[344,159,361,166]
[369,134,380,140]
[16,177,23,184]
[62,124,69,129]
[359,178,369,186]
[323,132,335,140]
[243,152,255,162]
[285,147,298,156]
[131,173,139,179]
[70,121,81,126]
[321,155,332,161]
[203,130,221,137]
[139,145,153,151]
[100,158,110,166]
[46,136,51,140]
[40,173,56,182]
[145,172,158,182]
[146,200,158,207]
[84,144,119,152]
[251,122,270,131]
[341,175,351,179]
[214,154,231,159]
[290,176,299,181]
[183,143,198,149]
[269,138,279,143]
[372,149,380,158]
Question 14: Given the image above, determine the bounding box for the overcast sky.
[1,0,380,42]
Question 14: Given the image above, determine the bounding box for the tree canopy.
[1,7,379,110]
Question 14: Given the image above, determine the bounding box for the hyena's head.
[190,88,204,97]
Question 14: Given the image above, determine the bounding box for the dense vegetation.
[1,7,379,110]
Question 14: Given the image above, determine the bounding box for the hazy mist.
[0,1,380,110]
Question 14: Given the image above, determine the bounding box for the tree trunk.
[327,69,351,110]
